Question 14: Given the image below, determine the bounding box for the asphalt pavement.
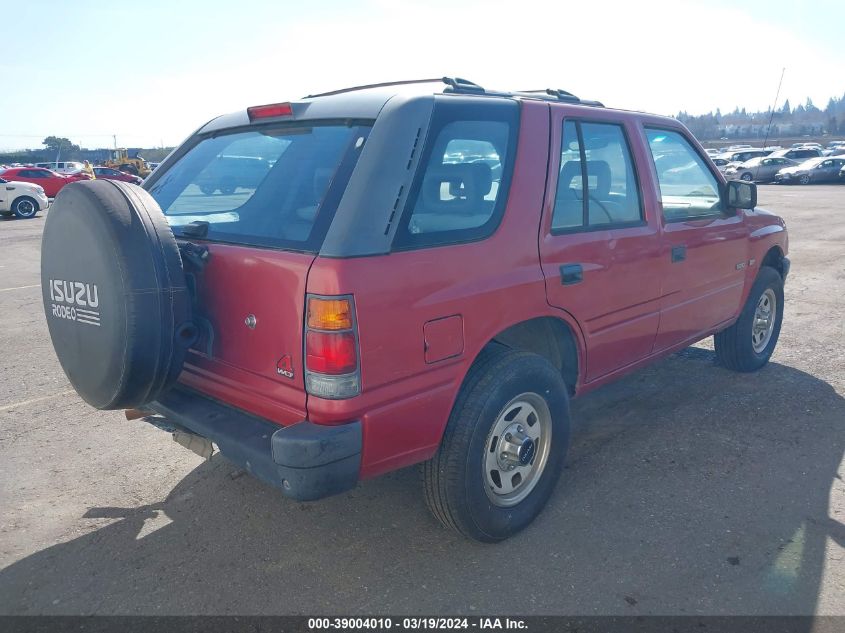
[1,185,844,615]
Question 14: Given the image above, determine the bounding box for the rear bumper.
[149,387,361,501]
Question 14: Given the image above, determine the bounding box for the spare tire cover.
[41,179,193,410]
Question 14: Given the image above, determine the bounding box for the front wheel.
[741,172,754,182]
[798,174,811,185]
[12,196,38,219]
[423,347,571,542]
[714,266,784,372]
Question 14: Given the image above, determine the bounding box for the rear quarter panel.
[306,100,585,478]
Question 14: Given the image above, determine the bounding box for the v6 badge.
[276,355,294,379]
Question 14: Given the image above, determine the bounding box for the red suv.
[41,78,789,542]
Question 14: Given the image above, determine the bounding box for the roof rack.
[517,88,604,107]
[304,78,445,99]
[303,77,603,107]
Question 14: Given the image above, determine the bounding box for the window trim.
[550,117,647,236]
[643,125,729,224]
[391,99,520,251]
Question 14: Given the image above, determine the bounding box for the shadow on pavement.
[1,349,843,616]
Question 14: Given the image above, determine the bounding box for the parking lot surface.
[1,185,844,615]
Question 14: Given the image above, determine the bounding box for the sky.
[1,0,844,151]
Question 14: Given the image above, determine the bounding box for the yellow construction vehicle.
[102,149,151,178]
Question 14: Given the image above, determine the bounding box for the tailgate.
[178,244,314,425]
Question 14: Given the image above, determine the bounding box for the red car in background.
[0,167,89,198]
[93,166,143,185]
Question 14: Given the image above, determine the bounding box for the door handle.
[560,263,583,285]
[671,245,686,263]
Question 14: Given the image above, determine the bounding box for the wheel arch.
[760,244,787,279]
[478,316,582,396]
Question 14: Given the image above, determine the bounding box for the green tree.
[781,99,791,114]
[42,136,80,156]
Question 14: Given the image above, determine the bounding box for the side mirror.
[726,179,756,209]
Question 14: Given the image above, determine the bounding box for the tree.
[42,136,80,157]
[781,99,791,114]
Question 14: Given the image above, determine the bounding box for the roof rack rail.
[304,78,446,99]
[517,88,604,107]
[441,77,485,93]
[302,77,604,108]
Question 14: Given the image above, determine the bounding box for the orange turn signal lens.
[307,297,353,331]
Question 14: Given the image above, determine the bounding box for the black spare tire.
[41,179,194,410]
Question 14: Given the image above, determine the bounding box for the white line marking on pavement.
[0,284,40,293]
[0,390,76,412]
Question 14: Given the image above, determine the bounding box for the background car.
[93,166,143,184]
[769,147,823,161]
[711,157,731,173]
[725,156,798,182]
[0,176,49,218]
[717,148,772,166]
[0,167,87,197]
[775,157,845,184]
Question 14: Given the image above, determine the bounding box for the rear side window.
[148,123,370,252]
[645,128,723,221]
[552,120,643,231]
[393,100,518,249]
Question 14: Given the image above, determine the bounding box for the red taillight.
[247,102,293,120]
[304,294,360,399]
[306,331,357,375]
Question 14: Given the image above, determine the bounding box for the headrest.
[422,163,485,213]
[557,160,612,199]
[295,167,335,222]
[585,160,611,198]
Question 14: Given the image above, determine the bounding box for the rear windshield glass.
[147,123,370,251]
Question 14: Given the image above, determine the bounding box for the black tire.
[220,178,236,196]
[714,266,784,372]
[798,174,810,185]
[740,172,753,182]
[40,180,195,409]
[423,347,571,542]
[12,196,38,219]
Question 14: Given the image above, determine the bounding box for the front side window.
[646,128,723,220]
[147,123,369,252]
[394,100,518,249]
[551,120,643,231]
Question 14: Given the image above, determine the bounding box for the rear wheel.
[220,178,237,195]
[423,347,571,542]
[714,266,784,372]
[12,196,38,219]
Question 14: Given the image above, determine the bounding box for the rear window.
[147,123,370,251]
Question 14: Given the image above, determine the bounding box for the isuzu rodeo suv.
[41,77,789,542]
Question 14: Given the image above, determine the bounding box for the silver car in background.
[725,156,798,182]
